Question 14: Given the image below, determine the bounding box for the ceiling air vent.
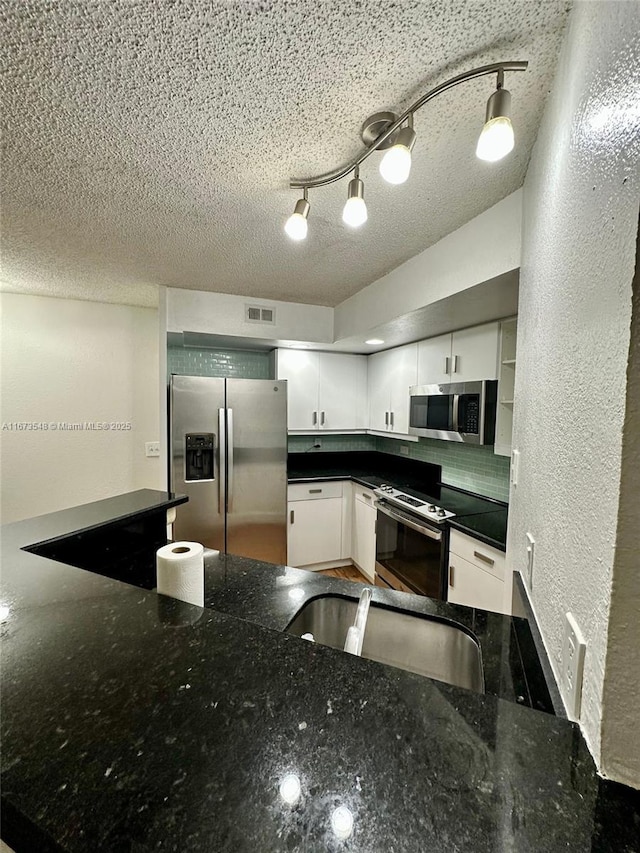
[245,305,276,325]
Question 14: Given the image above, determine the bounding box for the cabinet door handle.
[312,411,317,425]
[362,492,371,501]
[320,411,325,426]
[452,355,459,374]
[309,488,322,494]
[290,509,295,524]
[445,356,450,375]
[474,550,495,567]
[389,411,394,429]
[385,411,389,426]
[449,564,455,587]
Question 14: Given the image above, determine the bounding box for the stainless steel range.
[373,485,453,599]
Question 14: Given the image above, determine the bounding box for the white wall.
[334,190,522,341]
[167,288,334,343]
[0,293,162,523]
[507,0,640,782]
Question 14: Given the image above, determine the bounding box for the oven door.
[375,501,446,599]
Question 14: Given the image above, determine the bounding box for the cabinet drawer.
[449,529,505,580]
[447,554,505,613]
[354,485,376,506]
[288,481,344,501]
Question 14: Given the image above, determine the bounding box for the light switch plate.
[511,448,520,485]
[145,441,160,457]
[562,612,586,721]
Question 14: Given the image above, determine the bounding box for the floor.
[316,565,370,584]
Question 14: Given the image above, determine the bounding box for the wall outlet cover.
[145,441,160,458]
[400,445,410,456]
[562,612,586,721]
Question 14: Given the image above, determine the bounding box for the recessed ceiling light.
[365,338,384,345]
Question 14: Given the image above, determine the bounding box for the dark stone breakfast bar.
[1,490,639,851]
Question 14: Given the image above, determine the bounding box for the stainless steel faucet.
[343,587,372,656]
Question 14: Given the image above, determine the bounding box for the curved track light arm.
[290,60,528,190]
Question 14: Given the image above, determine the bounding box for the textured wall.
[600,231,640,787]
[0,293,162,523]
[507,0,640,778]
[167,346,273,379]
[287,434,510,501]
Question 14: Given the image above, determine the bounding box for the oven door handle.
[376,502,442,541]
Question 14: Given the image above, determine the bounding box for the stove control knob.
[428,505,436,512]
[437,508,446,517]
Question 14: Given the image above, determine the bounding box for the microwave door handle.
[452,394,460,432]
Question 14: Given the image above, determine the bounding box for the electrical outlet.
[511,448,520,485]
[313,439,322,449]
[562,612,586,721]
[145,441,160,457]
[525,532,535,589]
[400,445,409,456]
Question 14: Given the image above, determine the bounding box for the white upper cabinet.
[276,349,367,431]
[417,322,500,385]
[368,343,417,434]
[416,334,451,385]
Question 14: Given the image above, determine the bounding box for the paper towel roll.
[156,541,204,607]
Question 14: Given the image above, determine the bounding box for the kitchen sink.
[287,594,484,693]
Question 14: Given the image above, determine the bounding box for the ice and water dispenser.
[184,433,215,481]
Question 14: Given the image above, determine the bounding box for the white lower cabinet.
[351,487,377,582]
[447,530,507,614]
[287,481,347,568]
[287,480,377,578]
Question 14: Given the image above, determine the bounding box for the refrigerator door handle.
[218,408,226,514]
[227,407,234,512]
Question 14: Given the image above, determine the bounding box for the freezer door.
[225,379,288,563]
[170,375,225,550]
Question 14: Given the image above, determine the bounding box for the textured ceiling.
[1,0,570,308]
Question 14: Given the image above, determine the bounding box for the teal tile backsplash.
[375,436,510,502]
[287,434,377,454]
[168,346,273,379]
[287,433,510,502]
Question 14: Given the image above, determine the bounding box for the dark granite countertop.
[2,492,639,852]
[287,450,509,550]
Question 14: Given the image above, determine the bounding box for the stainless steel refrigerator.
[169,375,288,564]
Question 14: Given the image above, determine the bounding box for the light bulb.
[284,196,310,241]
[342,175,368,228]
[284,213,308,241]
[476,116,514,162]
[476,86,514,162]
[379,126,416,185]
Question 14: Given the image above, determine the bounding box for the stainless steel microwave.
[409,380,498,444]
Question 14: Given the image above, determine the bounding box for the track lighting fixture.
[342,167,368,227]
[286,61,528,241]
[379,116,416,185]
[476,70,514,162]
[284,189,310,241]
